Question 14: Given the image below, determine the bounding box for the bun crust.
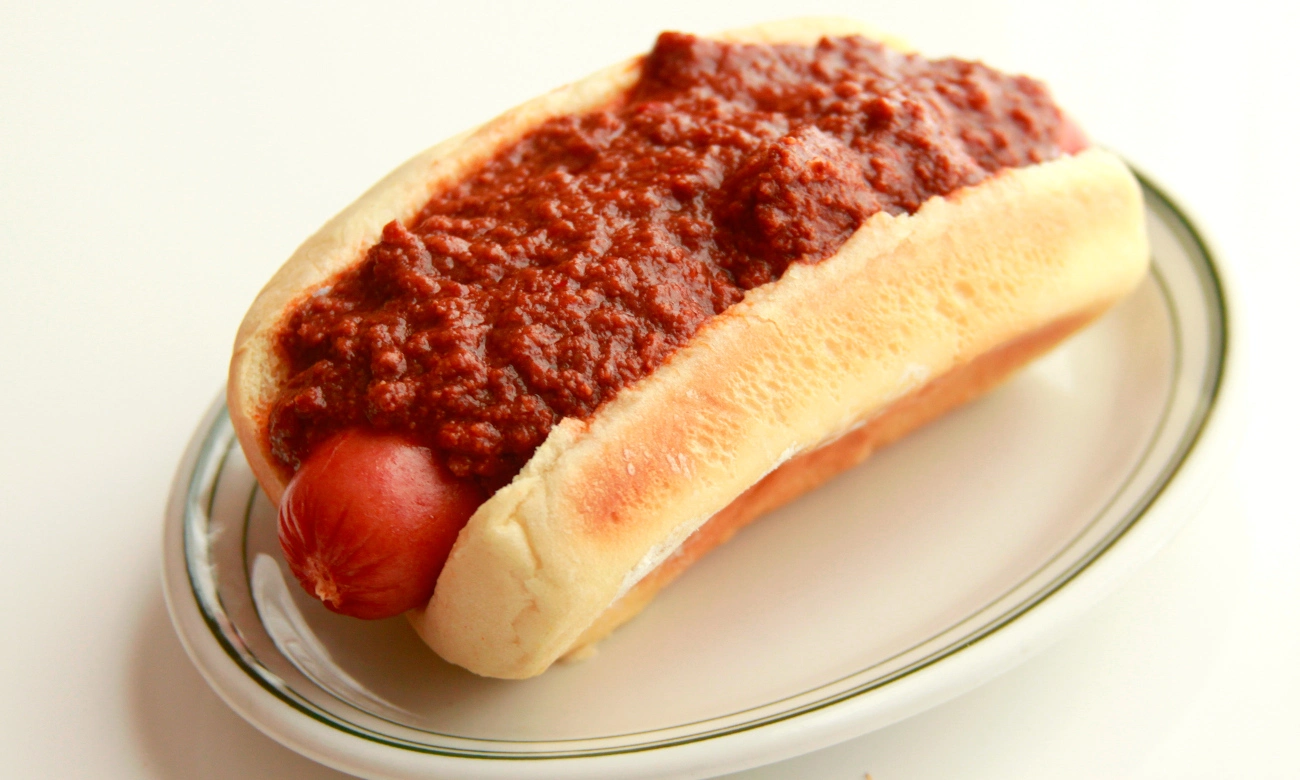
[228,18,1149,679]
[561,303,1110,659]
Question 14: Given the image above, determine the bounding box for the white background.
[2,1,1296,777]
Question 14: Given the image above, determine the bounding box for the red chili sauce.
[270,32,1074,487]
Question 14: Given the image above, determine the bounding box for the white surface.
[0,1,1294,778]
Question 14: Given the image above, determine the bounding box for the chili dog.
[228,18,1149,679]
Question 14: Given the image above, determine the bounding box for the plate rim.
[208,254,1188,752]
[161,170,1241,779]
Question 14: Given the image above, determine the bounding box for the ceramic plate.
[163,173,1236,779]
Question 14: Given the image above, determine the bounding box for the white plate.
[163,173,1236,780]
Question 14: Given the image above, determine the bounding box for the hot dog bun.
[229,18,1149,679]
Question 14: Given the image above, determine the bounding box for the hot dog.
[228,18,1149,679]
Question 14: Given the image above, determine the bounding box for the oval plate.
[163,173,1236,780]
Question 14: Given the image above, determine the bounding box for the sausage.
[278,429,482,619]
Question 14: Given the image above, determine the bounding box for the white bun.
[228,18,1149,679]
